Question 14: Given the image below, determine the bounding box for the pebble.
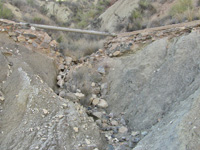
[91,82,96,87]
[112,127,118,134]
[98,66,105,74]
[62,103,68,108]
[92,112,103,119]
[132,137,141,143]
[57,79,64,88]
[119,126,128,134]
[73,127,79,133]
[76,89,81,93]
[85,139,91,145]
[0,96,5,101]
[96,119,102,126]
[92,98,100,106]
[97,99,108,108]
[65,56,72,65]
[43,109,49,115]
[58,115,64,119]
[108,112,114,118]
[92,87,101,94]
[75,93,85,99]
[128,140,134,148]
[120,118,126,126]
[59,90,66,98]
[113,51,121,57]
[111,120,118,126]
[141,131,148,136]
[131,131,140,137]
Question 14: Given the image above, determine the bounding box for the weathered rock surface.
[0,32,105,149]
[0,52,9,83]
[104,31,200,149]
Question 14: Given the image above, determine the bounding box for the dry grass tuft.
[59,38,105,60]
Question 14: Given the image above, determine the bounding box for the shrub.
[126,0,156,32]
[57,36,63,43]
[0,1,14,19]
[169,0,196,22]
[138,0,149,10]
[69,0,110,29]
[33,17,42,24]
[40,5,48,15]
[59,39,104,60]
[170,0,193,16]
[27,0,34,6]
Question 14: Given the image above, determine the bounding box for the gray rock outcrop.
[104,31,200,149]
[0,33,105,150]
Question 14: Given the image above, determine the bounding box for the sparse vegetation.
[126,0,156,31]
[27,0,34,6]
[70,0,111,29]
[0,1,13,19]
[33,17,42,24]
[57,36,63,43]
[170,0,193,16]
[169,0,197,22]
[59,38,104,60]
[40,5,48,15]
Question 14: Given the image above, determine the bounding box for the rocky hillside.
[2,0,115,28]
[97,0,200,32]
[1,18,200,150]
[2,0,200,33]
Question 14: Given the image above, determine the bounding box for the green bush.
[0,1,14,19]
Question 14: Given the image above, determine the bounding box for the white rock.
[73,127,79,133]
[43,109,49,115]
[91,82,96,87]
[75,93,85,99]
[76,89,81,93]
[85,139,91,145]
[97,99,108,108]
[92,98,100,106]
[58,115,64,119]
[0,96,5,101]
